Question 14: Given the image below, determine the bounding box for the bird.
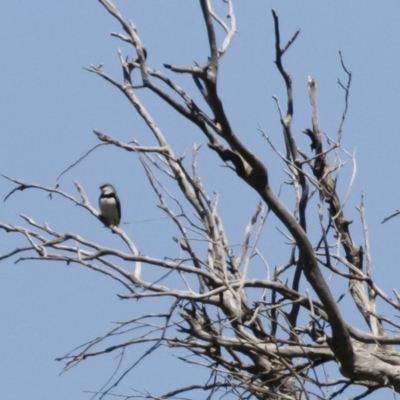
[98,183,121,227]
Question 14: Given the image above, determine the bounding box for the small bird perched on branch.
[98,183,121,227]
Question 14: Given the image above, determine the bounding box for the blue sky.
[1,1,400,399]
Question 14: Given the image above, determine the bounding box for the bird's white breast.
[99,196,119,225]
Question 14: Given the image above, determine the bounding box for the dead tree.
[2,1,400,399]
